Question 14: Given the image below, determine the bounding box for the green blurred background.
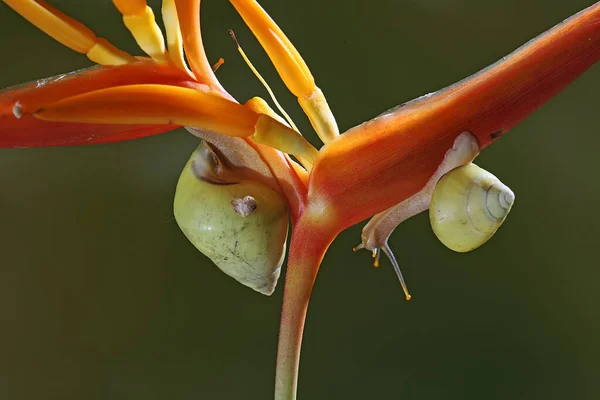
[0,0,599,399]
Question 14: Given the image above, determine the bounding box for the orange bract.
[36,84,259,137]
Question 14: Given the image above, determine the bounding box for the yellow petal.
[3,0,135,65]
[230,0,314,97]
[162,0,195,76]
[230,0,339,143]
[113,2,169,63]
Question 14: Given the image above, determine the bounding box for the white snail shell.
[174,141,289,295]
[429,163,515,252]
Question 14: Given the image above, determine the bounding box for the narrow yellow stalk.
[231,29,299,132]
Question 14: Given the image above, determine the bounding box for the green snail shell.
[429,163,515,253]
[174,141,289,295]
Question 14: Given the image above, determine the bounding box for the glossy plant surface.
[0,1,599,399]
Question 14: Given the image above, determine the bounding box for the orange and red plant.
[1,1,599,399]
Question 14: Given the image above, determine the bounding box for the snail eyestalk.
[353,243,411,300]
[381,244,411,301]
[355,132,480,299]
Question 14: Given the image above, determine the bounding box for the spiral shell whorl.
[430,163,514,252]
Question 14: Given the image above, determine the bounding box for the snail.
[429,163,515,253]
[173,139,289,295]
[354,133,514,298]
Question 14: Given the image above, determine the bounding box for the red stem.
[275,212,338,400]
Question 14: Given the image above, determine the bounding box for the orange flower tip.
[405,294,412,301]
[13,102,23,119]
[112,0,147,16]
[212,58,225,72]
[298,87,339,143]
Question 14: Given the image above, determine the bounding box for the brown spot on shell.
[231,196,257,217]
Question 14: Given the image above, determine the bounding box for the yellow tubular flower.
[162,0,195,76]
[112,1,168,63]
[245,97,315,171]
[3,0,135,65]
[230,0,339,143]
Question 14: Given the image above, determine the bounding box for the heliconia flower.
[1,1,599,399]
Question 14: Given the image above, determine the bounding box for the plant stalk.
[274,212,337,400]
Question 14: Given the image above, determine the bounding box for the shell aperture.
[174,140,289,295]
[429,163,514,253]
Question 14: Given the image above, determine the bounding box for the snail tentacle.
[354,132,480,299]
[380,243,411,301]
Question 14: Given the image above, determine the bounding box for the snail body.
[174,141,289,295]
[429,163,515,252]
